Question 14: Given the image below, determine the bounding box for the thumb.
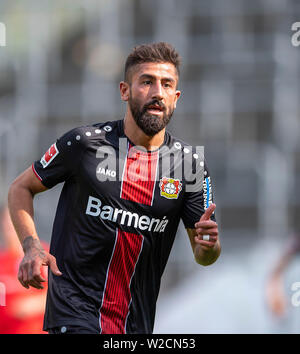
[200,203,216,221]
[47,255,62,276]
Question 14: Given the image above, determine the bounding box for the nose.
[151,81,163,101]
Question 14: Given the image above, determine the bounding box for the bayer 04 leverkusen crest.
[159,177,182,200]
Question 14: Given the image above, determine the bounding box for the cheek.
[167,97,177,110]
[131,88,148,104]
[133,95,145,108]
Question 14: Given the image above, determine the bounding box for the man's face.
[122,62,181,136]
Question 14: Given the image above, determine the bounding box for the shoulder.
[57,120,121,148]
[164,130,205,164]
[164,131,212,189]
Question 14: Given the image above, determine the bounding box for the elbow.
[8,179,20,206]
[8,178,34,206]
[8,179,17,199]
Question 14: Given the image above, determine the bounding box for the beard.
[128,96,174,137]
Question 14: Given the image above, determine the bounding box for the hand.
[194,203,219,251]
[18,236,62,289]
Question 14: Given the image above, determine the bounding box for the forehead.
[131,62,178,81]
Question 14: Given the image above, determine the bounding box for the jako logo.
[96,167,116,178]
[0,22,6,47]
[291,22,300,47]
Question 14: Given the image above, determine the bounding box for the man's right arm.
[265,235,300,317]
[8,166,62,290]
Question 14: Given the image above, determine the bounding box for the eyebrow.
[139,74,176,83]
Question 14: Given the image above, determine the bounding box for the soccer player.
[8,42,220,334]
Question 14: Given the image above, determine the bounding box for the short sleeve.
[181,161,216,229]
[32,127,86,189]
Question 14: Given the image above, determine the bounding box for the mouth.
[145,104,164,115]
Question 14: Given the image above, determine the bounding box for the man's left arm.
[186,203,221,266]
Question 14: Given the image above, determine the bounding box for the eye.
[163,82,173,88]
[143,80,152,85]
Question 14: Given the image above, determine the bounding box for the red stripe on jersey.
[99,230,143,334]
[31,163,42,181]
[121,144,158,206]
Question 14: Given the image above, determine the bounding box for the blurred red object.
[0,207,49,334]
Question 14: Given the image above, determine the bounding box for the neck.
[123,108,165,151]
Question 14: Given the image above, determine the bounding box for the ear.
[173,90,181,109]
[120,81,130,102]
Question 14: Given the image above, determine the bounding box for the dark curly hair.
[124,42,181,83]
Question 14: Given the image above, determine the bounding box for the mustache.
[143,100,166,112]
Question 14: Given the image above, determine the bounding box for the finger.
[29,262,45,289]
[195,240,216,248]
[22,262,30,288]
[195,225,218,233]
[198,235,218,242]
[195,226,219,235]
[28,279,44,290]
[18,267,29,289]
[195,235,218,243]
[195,220,217,229]
[48,255,62,276]
[196,230,219,237]
[32,260,46,283]
[200,203,216,221]
[26,262,43,289]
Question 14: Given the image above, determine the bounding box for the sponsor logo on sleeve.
[40,143,59,168]
[203,176,213,210]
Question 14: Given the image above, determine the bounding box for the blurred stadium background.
[0,0,300,333]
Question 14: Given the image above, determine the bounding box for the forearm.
[7,168,61,289]
[194,240,221,266]
[271,255,292,277]
[8,182,40,247]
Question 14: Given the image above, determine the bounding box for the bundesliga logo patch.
[159,177,182,200]
[40,143,59,168]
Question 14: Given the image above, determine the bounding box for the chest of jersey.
[76,139,186,234]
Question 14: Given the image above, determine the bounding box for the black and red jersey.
[32,119,215,334]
